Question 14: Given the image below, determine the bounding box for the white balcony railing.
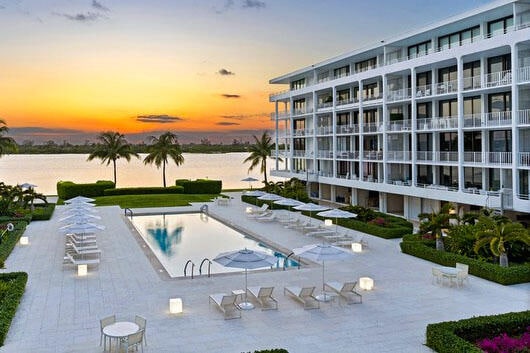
[436,152,459,162]
[363,151,383,160]
[435,80,458,95]
[293,107,313,116]
[362,93,383,102]
[519,152,530,167]
[386,88,412,102]
[388,119,412,132]
[483,111,512,126]
[518,66,530,83]
[415,84,433,98]
[417,117,458,130]
[336,151,359,160]
[316,150,333,158]
[337,124,360,134]
[317,102,333,110]
[485,152,512,165]
[518,109,530,125]
[363,122,383,133]
[386,151,412,161]
[463,152,483,163]
[336,97,358,106]
[463,75,482,90]
[315,126,333,135]
[416,151,433,161]
[485,69,512,87]
[270,111,291,120]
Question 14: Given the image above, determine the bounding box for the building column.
[358,81,365,180]
[411,68,417,186]
[382,74,388,184]
[275,101,279,171]
[379,192,387,213]
[511,43,519,200]
[457,56,465,191]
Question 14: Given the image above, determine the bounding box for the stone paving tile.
[0,194,528,353]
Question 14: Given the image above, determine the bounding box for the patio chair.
[246,286,278,310]
[246,204,269,216]
[324,281,362,304]
[119,330,144,353]
[455,263,469,286]
[306,229,336,238]
[65,232,97,241]
[63,253,100,267]
[208,293,241,319]
[283,286,320,310]
[255,213,276,222]
[431,268,442,285]
[65,233,97,245]
[135,315,147,346]
[100,315,115,347]
[65,242,101,256]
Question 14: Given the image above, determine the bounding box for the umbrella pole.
[322,260,325,292]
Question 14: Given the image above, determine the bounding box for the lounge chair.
[432,268,442,285]
[208,293,241,319]
[135,315,147,346]
[65,235,97,247]
[324,281,362,304]
[306,229,336,238]
[255,213,276,222]
[283,286,320,310]
[65,232,97,241]
[65,242,101,256]
[246,204,269,216]
[246,286,278,310]
[63,253,100,266]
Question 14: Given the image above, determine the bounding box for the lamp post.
[0,223,15,245]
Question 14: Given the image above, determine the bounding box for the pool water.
[130,213,298,277]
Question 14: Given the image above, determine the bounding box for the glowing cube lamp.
[359,277,374,290]
[351,242,363,253]
[169,298,183,314]
[77,264,88,277]
[324,219,333,227]
[19,237,29,245]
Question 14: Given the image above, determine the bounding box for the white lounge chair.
[65,242,101,256]
[208,293,241,319]
[63,253,100,266]
[246,286,278,310]
[65,234,97,246]
[306,229,336,238]
[324,281,362,304]
[246,204,269,216]
[283,286,320,310]
[255,213,276,222]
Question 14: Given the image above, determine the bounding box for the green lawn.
[94,194,218,208]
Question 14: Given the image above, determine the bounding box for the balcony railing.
[315,126,333,135]
[520,152,530,167]
[363,122,383,133]
[485,69,512,87]
[270,111,291,120]
[485,152,513,165]
[336,151,359,160]
[463,75,482,90]
[387,119,412,132]
[362,93,383,102]
[386,151,412,161]
[363,151,383,160]
[293,107,313,116]
[386,88,412,102]
[436,152,459,162]
[463,111,512,128]
[316,150,333,158]
[518,66,530,83]
[417,116,458,130]
[317,102,333,110]
[415,84,433,98]
[337,124,360,134]
[336,97,358,106]
[435,80,458,95]
[518,109,530,125]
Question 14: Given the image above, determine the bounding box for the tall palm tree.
[473,215,530,267]
[418,203,458,251]
[143,132,184,187]
[0,119,17,157]
[243,131,280,185]
[87,131,139,186]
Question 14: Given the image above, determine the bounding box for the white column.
[358,81,364,180]
[411,68,417,186]
[382,74,388,184]
[457,56,465,191]
[275,101,279,170]
[511,43,519,201]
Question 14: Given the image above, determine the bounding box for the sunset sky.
[0,0,492,142]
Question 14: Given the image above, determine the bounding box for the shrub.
[426,310,530,353]
[0,272,28,346]
[0,221,27,268]
[28,203,56,221]
[104,186,184,196]
[251,350,289,353]
[175,179,222,194]
[57,180,115,200]
[400,240,530,285]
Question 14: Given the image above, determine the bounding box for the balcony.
[293,107,313,116]
[317,102,333,110]
[415,84,433,98]
[518,109,530,125]
[435,80,458,95]
[337,124,360,134]
[336,151,359,160]
[363,122,383,133]
[336,97,358,107]
[518,66,530,83]
[485,69,512,87]
[363,150,383,160]
[316,150,333,159]
[520,152,530,167]
[463,151,513,165]
[417,116,458,130]
[463,111,512,128]
[362,93,383,103]
[386,88,412,102]
[315,126,333,135]
[386,151,412,161]
[387,119,411,132]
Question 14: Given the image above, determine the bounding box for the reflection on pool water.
[130,213,298,278]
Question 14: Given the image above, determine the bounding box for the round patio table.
[103,321,139,352]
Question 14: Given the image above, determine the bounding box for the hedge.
[426,310,530,353]
[57,180,115,200]
[400,240,530,285]
[0,221,28,268]
[251,350,288,353]
[28,203,56,221]
[175,179,222,194]
[103,186,184,196]
[0,272,28,346]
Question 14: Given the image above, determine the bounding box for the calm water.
[129,213,298,277]
[0,153,283,195]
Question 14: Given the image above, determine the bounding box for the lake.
[0,153,284,195]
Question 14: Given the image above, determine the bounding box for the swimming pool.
[129,213,298,277]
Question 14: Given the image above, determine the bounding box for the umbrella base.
[238,302,255,310]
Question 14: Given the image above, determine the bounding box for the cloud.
[54,11,104,22]
[242,0,266,9]
[92,0,110,12]
[220,113,268,120]
[215,0,234,14]
[136,115,184,124]
[221,94,241,99]
[216,122,240,126]
[218,68,235,76]
[10,127,87,135]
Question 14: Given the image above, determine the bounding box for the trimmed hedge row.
[0,272,28,346]
[176,179,222,194]
[0,221,28,268]
[57,180,115,200]
[400,240,530,285]
[426,310,530,353]
[29,203,56,221]
[103,186,184,196]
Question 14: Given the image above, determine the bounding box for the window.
[333,65,349,79]
[488,16,514,36]
[337,89,350,103]
[488,54,511,73]
[464,131,481,152]
[463,61,481,89]
[355,57,377,73]
[293,99,306,113]
[464,167,482,189]
[488,92,511,112]
[439,166,458,187]
[417,165,433,185]
[317,71,329,83]
[417,103,432,119]
[464,96,481,116]
[438,66,457,83]
[408,41,431,58]
[439,99,458,117]
[363,83,379,99]
[489,130,512,152]
[337,113,350,126]
[293,119,305,130]
[438,26,480,49]
[293,138,305,151]
[363,109,378,124]
[416,71,431,87]
[291,78,305,90]
[440,132,458,152]
[417,133,432,151]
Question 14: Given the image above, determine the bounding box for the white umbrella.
[293,243,354,301]
[59,222,105,234]
[241,177,259,189]
[243,190,266,197]
[19,183,37,189]
[293,203,330,224]
[258,193,284,210]
[59,213,101,223]
[316,209,357,234]
[274,198,304,220]
[213,248,277,310]
[64,196,95,204]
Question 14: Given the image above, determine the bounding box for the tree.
[473,215,530,267]
[0,119,17,157]
[143,132,184,187]
[243,131,280,184]
[87,131,139,186]
[418,203,458,251]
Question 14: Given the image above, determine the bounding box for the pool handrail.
[184,260,195,279]
[199,258,212,277]
[284,252,301,271]
[124,208,133,218]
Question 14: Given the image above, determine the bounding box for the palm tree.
[143,132,184,187]
[0,119,17,157]
[418,203,458,251]
[87,131,139,186]
[243,131,280,184]
[473,215,530,267]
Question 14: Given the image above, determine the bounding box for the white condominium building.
[269,0,530,222]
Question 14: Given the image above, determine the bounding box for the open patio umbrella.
[241,176,259,189]
[258,193,284,210]
[274,198,304,220]
[243,190,266,205]
[213,248,277,310]
[293,203,330,224]
[59,213,101,223]
[64,196,95,204]
[19,183,37,190]
[317,209,357,234]
[59,222,105,235]
[293,243,354,301]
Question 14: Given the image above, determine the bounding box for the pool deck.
[1,192,528,353]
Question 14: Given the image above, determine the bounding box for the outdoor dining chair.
[135,315,147,346]
[99,315,115,347]
[119,330,144,353]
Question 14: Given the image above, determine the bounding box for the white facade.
[269,0,530,221]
